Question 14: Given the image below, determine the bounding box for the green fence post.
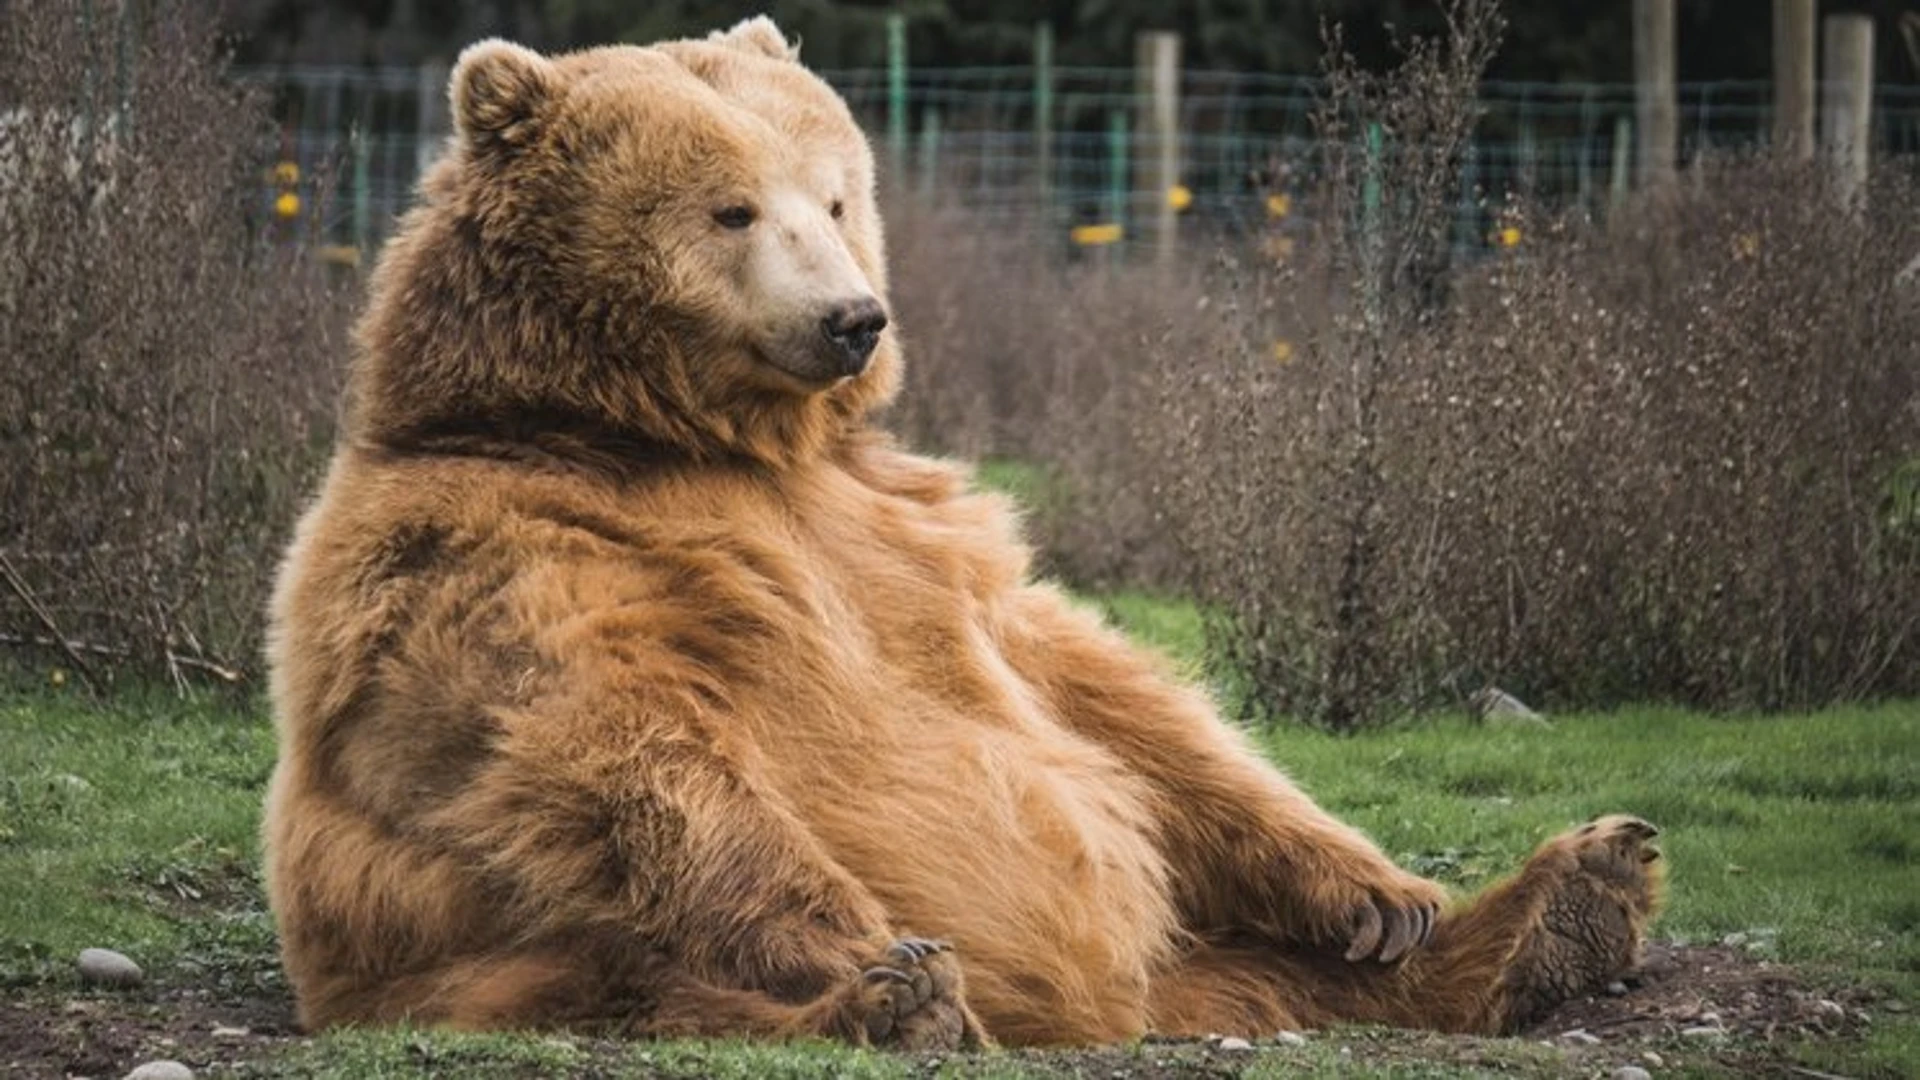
[886,14,907,182]
[352,124,371,255]
[1610,115,1633,208]
[1107,108,1129,240]
[918,106,941,198]
[1362,121,1384,330]
[1034,21,1054,212]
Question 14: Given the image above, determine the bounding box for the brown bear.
[262,17,1664,1048]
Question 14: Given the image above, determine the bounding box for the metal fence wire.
[241,63,1920,257]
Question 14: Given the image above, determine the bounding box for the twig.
[1786,1066,1857,1080]
[0,551,104,697]
[0,631,242,683]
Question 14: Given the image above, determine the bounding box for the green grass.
[2,592,1916,1076]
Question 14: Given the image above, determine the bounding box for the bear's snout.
[819,297,888,376]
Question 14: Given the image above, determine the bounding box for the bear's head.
[350,18,898,468]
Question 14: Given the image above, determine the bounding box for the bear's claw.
[838,937,986,1049]
[1344,897,1441,963]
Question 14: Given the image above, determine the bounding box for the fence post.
[1610,116,1633,207]
[1633,0,1677,187]
[1133,31,1181,266]
[1821,14,1874,203]
[1773,0,1816,158]
[416,61,448,179]
[351,124,371,254]
[1033,22,1054,212]
[886,14,908,183]
[917,106,941,198]
[1106,108,1129,238]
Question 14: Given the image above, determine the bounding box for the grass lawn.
[1,594,1915,1077]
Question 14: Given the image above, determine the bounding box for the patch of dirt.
[1534,942,1875,1043]
[0,987,300,1078]
[0,944,1890,1079]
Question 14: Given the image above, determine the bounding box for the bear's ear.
[450,39,556,155]
[710,16,800,63]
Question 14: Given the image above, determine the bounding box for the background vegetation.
[4,0,1915,727]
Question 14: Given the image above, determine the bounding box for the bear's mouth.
[751,339,868,388]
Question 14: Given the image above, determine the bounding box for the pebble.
[1215,1036,1253,1052]
[1274,1030,1308,1047]
[1813,999,1846,1020]
[1560,1028,1602,1045]
[1720,931,1748,948]
[1604,981,1630,997]
[124,1062,193,1080]
[1611,1068,1652,1080]
[77,948,143,987]
[1680,1025,1725,1038]
[1641,1051,1665,1067]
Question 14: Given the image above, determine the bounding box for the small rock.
[1814,999,1846,1020]
[1560,1028,1601,1045]
[1611,1068,1652,1080]
[124,1062,193,1080]
[1216,1036,1253,1052]
[77,948,143,987]
[1604,981,1630,997]
[1720,932,1748,948]
[1472,686,1549,726]
[1697,1011,1721,1025]
[1642,1051,1665,1067]
[1680,1025,1725,1038]
[1274,1030,1308,1047]
[210,1023,249,1039]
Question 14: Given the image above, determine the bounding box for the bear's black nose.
[820,298,888,375]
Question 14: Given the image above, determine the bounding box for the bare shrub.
[1419,164,1920,710]
[886,1,1916,725]
[0,1,349,689]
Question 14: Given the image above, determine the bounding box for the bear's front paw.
[822,938,990,1050]
[1306,861,1448,964]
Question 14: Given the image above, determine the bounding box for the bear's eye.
[712,205,757,230]
[829,199,845,221]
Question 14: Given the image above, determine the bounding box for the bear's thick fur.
[263,18,1664,1047]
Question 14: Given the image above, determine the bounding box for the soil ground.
[0,943,1895,1079]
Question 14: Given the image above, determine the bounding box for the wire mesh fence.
[237,62,1920,259]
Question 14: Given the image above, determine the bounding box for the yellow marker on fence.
[1271,340,1296,364]
[274,161,300,186]
[1071,223,1124,246]
[275,192,301,219]
[1167,184,1192,211]
[1266,192,1291,219]
[1496,226,1522,248]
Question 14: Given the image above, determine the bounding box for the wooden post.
[1133,30,1180,266]
[1033,22,1054,210]
[1773,0,1816,158]
[1633,0,1676,187]
[1821,14,1874,201]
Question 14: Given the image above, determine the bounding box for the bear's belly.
[759,674,1179,1036]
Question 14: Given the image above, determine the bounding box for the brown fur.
[263,19,1664,1048]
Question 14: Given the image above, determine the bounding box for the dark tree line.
[223,0,1919,83]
